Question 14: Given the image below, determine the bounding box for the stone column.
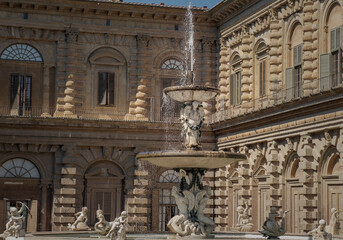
[201,38,216,120]
[266,141,283,209]
[302,0,319,96]
[298,134,317,232]
[39,180,50,231]
[134,34,152,120]
[54,28,80,118]
[240,26,253,111]
[41,65,51,117]
[268,9,283,103]
[217,38,229,115]
[51,145,83,231]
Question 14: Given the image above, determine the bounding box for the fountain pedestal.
[137,85,247,238]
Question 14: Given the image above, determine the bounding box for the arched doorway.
[151,169,179,232]
[320,147,343,236]
[0,158,41,233]
[84,161,125,225]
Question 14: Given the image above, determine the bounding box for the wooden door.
[327,184,343,235]
[291,187,301,233]
[92,190,116,225]
[259,188,268,229]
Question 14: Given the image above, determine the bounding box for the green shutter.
[320,53,331,91]
[298,44,302,66]
[237,72,242,104]
[230,73,236,105]
[331,26,342,51]
[286,67,294,101]
[25,76,32,109]
[98,72,106,105]
[336,27,341,50]
[108,73,114,105]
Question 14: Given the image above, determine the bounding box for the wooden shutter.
[286,67,294,101]
[237,72,242,104]
[27,200,38,233]
[25,76,32,109]
[230,73,236,106]
[294,44,302,66]
[108,73,114,105]
[98,72,106,105]
[320,53,331,91]
[331,26,342,52]
[10,74,19,106]
[260,61,266,96]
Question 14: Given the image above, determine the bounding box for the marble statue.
[233,201,253,232]
[106,211,128,240]
[0,202,28,239]
[95,208,128,240]
[167,176,216,237]
[95,208,111,235]
[180,101,205,150]
[259,207,289,239]
[68,207,91,231]
[308,219,332,240]
[325,208,340,235]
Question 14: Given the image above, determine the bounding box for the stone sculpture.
[95,208,111,235]
[95,208,128,240]
[68,206,91,231]
[0,202,28,239]
[259,207,289,239]
[167,170,216,237]
[308,219,332,240]
[233,201,253,232]
[106,211,128,240]
[325,208,340,235]
[180,101,205,150]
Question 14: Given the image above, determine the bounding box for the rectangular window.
[259,60,266,97]
[10,74,32,115]
[98,72,114,106]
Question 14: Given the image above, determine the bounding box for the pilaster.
[217,38,229,113]
[269,9,283,102]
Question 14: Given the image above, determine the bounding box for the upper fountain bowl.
[163,85,220,103]
[136,150,246,169]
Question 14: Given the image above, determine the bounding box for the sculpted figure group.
[0,202,28,240]
[232,201,253,232]
[308,208,341,240]
[167,169,216,237]
[259,207,289,239]
[94,209,128,240]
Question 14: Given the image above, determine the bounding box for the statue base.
[167,234,215,239]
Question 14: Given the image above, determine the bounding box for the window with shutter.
[236,72,242,105]
[25,76,32,110]
[10,74,19,107]
[10,74,32,115]
[293,44,302,67]
[331,26,342,52]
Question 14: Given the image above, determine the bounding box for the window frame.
[97,71,115,107]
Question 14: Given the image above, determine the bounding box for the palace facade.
[0,0,342,237]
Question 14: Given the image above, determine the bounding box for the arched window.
[286,22,303,101]
[1,43,43,62]
[159,170,179,183]
[161,59,184,70]
[0,158,40,178]
[254,40,269,98]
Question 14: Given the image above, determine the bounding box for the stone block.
[53,217,75,223]
[61,178,77,186]
[55,188,77,195]
[53,207,76,214]
[61,167,77,175]
[54,197,76,204]
[127,198,148,205]
[134,170,149,176]
[134,179,148,186]
[130,207,148,214]
[133,188,147,195]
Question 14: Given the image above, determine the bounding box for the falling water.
[181,2,195,86]
[161,2,196,149]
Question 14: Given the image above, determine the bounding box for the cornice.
[0,0,215,24]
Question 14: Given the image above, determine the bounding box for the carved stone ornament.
[259,207,289,239]
[309,219,333,240]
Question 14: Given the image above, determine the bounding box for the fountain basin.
[136,150,246,169]
[163,85,220,103]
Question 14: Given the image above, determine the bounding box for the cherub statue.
[106,211,128,240]
[0,202,28,239]
[325,208,340,235]
[309,219,332,240]
[259,207,289,239]
[68,207,91,231]
[234,201,253,232]
[94,208,110,235]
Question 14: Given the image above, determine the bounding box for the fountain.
[136,4,247,239]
